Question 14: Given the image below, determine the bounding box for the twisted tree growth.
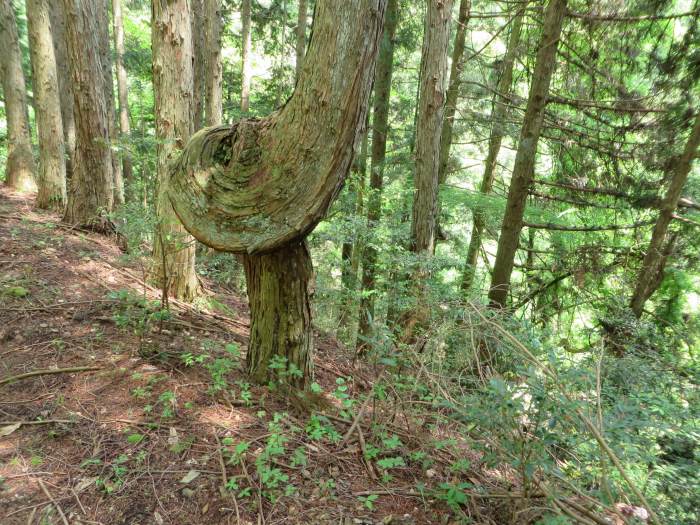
[168,0,387,387]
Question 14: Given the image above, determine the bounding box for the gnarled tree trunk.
[356,0,399,350]
[488,0,567,309]
[630,112,700,317]
[62,0,114,227]
[26,0,66,210]
[0,0,36,192]
[150,0,200,301]
[169,0,387,386]
[462,8,524,292]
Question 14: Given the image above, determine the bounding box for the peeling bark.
[0,0,36,192]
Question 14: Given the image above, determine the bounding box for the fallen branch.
[0,366,101,387]
[523,219,655,232]
[37,479,69,525]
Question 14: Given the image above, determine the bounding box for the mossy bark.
[243,243,313,387]
[0,0,36,192]
[169,0,387,384]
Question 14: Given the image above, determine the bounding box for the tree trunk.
[295,0,307,81]
[168,0,387,385]
[462,9,524,292]
[339,122,368,329]
[49,0,76,182]
[26,0,66,210]
[61,0,114,227]
[97,0,123,206]
[0,0,36,192]
[437,0,470,186]
[191,0,205,130]
[243,242,313,387]
[630,112,700,317]
[240,0,252,113]
[204,0,223,126]
[402,0,453,337]
[150,0,200,301]
[112,0,134,190]
[356,0,399,350]
[488,0,567,309]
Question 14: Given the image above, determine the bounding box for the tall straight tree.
[151,0,200,301]
[191,0,205,130]
[437,0,470,187]
[488,0,567,308]
[0,0,36,192]
[204,0,223,126]
[62,0,114,227]
[240,0,252,113]
[26,0,66,210]
[168,0,387,386]
[462,8,524,292]
[403,0,453,336]
[112,0,134,189]
[630,112,700,317]
[356,0,399,349]
[97,0,124,206]
[49,0,76,181]
[295,0,307,80]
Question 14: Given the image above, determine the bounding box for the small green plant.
[358,493,379,511]
[434,482,471,513]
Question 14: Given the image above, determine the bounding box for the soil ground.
[0,188,471,525]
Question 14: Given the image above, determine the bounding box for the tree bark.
[402,0,453,337]
[240,0,252,113]
[97,0,123,206]
[168,0,387,385]
[244,242,313,387]
[462,9,524,292]
[356,0,399,350]
[295,0,307,81]
[112,0,134,190]
[61,0,114,227]
[204,0,223,126]
[26,0,66,210]
[0,0,36,192]
[488,0,567,309]
[630,112,700,317]
[191,0,205,130]
[150,0,200,301]
[437,0,470,187]
[49,0,76,182]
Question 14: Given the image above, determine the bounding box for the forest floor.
[0,188,492,525]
